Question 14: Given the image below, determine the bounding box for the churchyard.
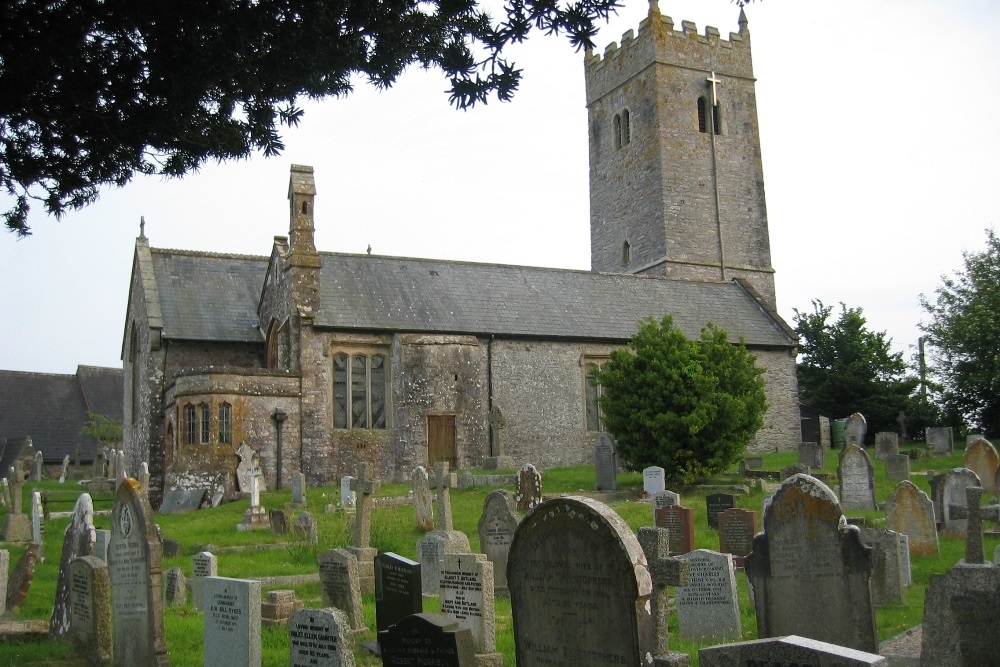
[0,440,990,666]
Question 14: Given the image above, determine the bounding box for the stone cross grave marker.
[317,548,366,632]
[745,474,878,653]
[941,467,981,536]
[839,444,877,511]
[440,553,499,662]
[340,476,356,510]
[204,576,261,667]
[108,478,168,666]
[2,460,30,541]
[379,613,476,667]
[643,466,666,496]
[508,496,654,666]
[69,555,112,665]
[238,460,268,530]
[235,442,255,492]
[718,507,758,567]
[963,437,999,493]
[164,567,187,607]
[945,485,1000,564]
[857,527,906,606]
[289,607,356,667]
[676,549,742,641]
[291,471,307,506]
[706,492,736,530]
[411,465,434,531]
[886,453,910,481]
[514,463,542,513]
[926,426,954,454]
[636,526,690,658]
[594,432,618,491]
[191,551,218,611]
[654,503,695,555]
[875,432,899,461]
[59,455,70,483]
[845,412,867,446]
[432,462,456,531]
[700,635,888,666]
[374,552,422,634]
[884,480,939,556]
[489,405,506,458]
[347,463,380,593]
[477,489,519,595]
[50,493,96,639]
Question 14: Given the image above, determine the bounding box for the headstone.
[897,534,912,585]
[2,460,30,542]
[69,555,112,665]
[635,526,690,659]
[269,508,289,535]
[929,472,945,524]
[643,466,666,496]
[340,476,356,510]
[745,474,878,653]
[874,432,899,461]
[1,478,10,509]
[114,450,127,488]
[50,493,96,639]
[204,576,261,667]
[289,607,356,667]
[6,543,38,614]
[379,613,476,667]
[440,553,499,661]
[138,462,150,495]
[654,504,695,555]
[884,480,939,556]
[34,450,44,481]
[885,453,910,481]
[59,455,70,483]
[941,467,981,535]
[93,451,107,479]
[108,479,168,666]
[652,490,680,510]
[514,463,542,512]
[159,488,207,514]
[508,496,654,666]
[30,489,45,555]
[706,493,736,530]
[417,532,448,596]
[374,552,422,633]
[476,489,518,595]
[844,412,867,447]
[675,549,741,641]
[718,507,758,567]
[0,550,7,616]
[963,437,999,493]
[261,589,303,626]
[94,529,111,563]
[781,463,808,481]
[294,512,318,544]
[235,442,256,492]
[191,551,218,611]
[411,466,434,531]
[346,463,380,593]
[317,548,366,632]
[291,472,307,506]
[700,635,888,666]
[594,432,619,491]
[926,426,954,454]
[164,567,187,607]
[838,444,876,511]
[739,457,763,475]
[799,442,825,468]
[857,527,905,606]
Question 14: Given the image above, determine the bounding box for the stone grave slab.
[411,466,434,531]
[964,437,999,493]
[643,466,666,496]
[374,552,422,634]
[942,467,981,535]
[50,493,96,639]
[476,489,518,595]
[874,432,899,461]
[191,551,218,611]
[654,504,695,555]
[926,426,954,454]
[885,454,910,481]
[289,607,356,667]
[440,553,497,660]
[204,576,261,667]
[700,635,887,666]
[515,463,542,512]
[379,613,475,667]
[417,532,447,596]
[706,493,736,530]
[269,508,289,535]
[158,488,207,514]
[838,444,876,511]
[69,555,112,665]
[675,549,741,641]
[594,432,618,491]
[884,480,938,556]
[844,412,867,446]
[718,507,758,567]
[317,548,366,632]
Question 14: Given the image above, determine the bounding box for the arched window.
[712,102,723,135]
[185,404,196,444]
[333,352,388,430]
[199,403,211,444]
[585,362,605,432]
[613,114,622,150]
[333,353,349,428]
[698,96,723,135]
[219,403,232,444]
[621,109,631,146]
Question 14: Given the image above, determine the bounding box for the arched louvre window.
[621,109,631,146]
[698,96,708,133]
[613,114,622,150]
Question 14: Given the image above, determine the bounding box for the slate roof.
[315,253,795,347]
[0,366,123,463]
[150,248,267,342]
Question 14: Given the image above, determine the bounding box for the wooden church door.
[427,415,457,468]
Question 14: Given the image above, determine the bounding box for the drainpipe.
[272,408,287,489]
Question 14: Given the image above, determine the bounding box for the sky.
[2,0,999,376]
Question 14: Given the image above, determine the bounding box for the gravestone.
[289,607,356,667]
[652,490,680,510]
[261,589,303,626]
[294,512,318,544]
[508,496,654,666]
[654,504,695,555]
[885,453,910,481]
[69,555,112,665]
[898,534,912,586]
[440,553,499,663]
[745,474,878,653]
[2,460,30,541]
[204,576,261,667]
[34,450,44,481]
[700,635,887,666]
[291,472,307,506]
[781,463,808,481]
[6,543,38,614]
[237,462,268,530]
[706,493,736,530]
[374,552,422,633]
[269,508,289,535]
[739,457,763,475]
[635,526,689,659]
[417,532,448,596]
[929,472,945,524]
[941,467,981,536]
[340,476,356,510]
[799,442,825,468]
[346,463,380,593]
[411,466,434,531]
[963,437,999,493]
[838,444,876,511]
[31,489,45,553]
[643,466,666,496]
[138,462,150,496]
[926,426,954,454]
[59,455,70,483]
[1,478,10,509]
[675,549,741,641]
[874,432,899,461]
[0,550,7,616]
[114,450,127,488]
[191,551,218,611]
[486,404,509,465]
[515,463,542,512]
[857,527,905,606]
[379,613,476,667]
[844,412,867,446]
[476,489,518,595]
[108,479,168,667]
[594,432,618,491]
[94,529,110,563]
[50,493,96,639]
[317,548,366,632]
[884,480,939,556]
[718,507,758,567]
[93,451,107,479]
[164,567,187,607]
[159,488,207,514]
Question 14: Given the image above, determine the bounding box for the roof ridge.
[0,369,74,379]
[151,247,268,261]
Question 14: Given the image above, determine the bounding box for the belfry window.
[333,352,388,430]
[613,110,631,150]
[698,96,722,135]
[613,114,622,150]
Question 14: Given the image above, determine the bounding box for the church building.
[123,4,799,506]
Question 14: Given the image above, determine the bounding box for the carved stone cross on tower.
[637,526,690,657]
[432,462,458,532]
[706,71,722,107]
[350,463,380,549]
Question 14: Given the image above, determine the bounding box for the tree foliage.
[920,229,1000,435]
[0,0,619,235]
[794,300,917,438]
[595,316,767,484]
[80,411,123,446]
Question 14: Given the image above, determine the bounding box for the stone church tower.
[586,3,776,308]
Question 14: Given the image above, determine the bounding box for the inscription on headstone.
[476,489,518,595]
[289,607,356,667]
[643,466,666,496]
[440,553,496,657]
[718,507,758,567]
[654,504,695,555]
[374,552,422,634]
[191,551,218,611]
[69,555,112,665]
[675,549,741,641]
[204,576,261,667]
[379,613,475,667]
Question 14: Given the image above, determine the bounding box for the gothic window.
[713,102,722,135]
[219,403,232,444]
[585,362,606,432]
[333,351,388,430]
[185,404,196,444]
[613,114,622,150]
[333,353,349,428]
[199,403,210,444]
[621,109,631,146]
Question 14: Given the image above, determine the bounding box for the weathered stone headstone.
[700,635,888,666]
[884,480,939,556]
[874,432,899,461]
[963,437,999,493]
[926,426,954,454]
[93,451,107,479]
[745,474,877,653]
[941,467,981,536]
[2,460,30,542]
[885,453,910,481]
[34,450,44,481]
[59,455,70,484]
[844,412,867,447]
[635,526,689,660]
[857,527,905,606]
[261,589,303,626]
[6,543,38,614]
[340,476,356,510]
[204,576,261,667]
[799,442,825,468]
[374,552,422,634]
[508,496,654,666]
[838,444,876,511]
[440,553,499,663]
[594,432,618,491]
[31,489,45,552]
[294,512,318,544]
[781,463,808,481]
[346,463,380,593]
[718,507,758,567]
[643,466,666,496]
[379,613,475,667]
[417,532,448,596]
[411,466,434,531]
[159,488,207,514]
[317,548,366,632]
[94,529,110,564]
[50,493,96,639]
[476,489,518,595]
[654,503,695,555]
[108,478,168,666]
[289,607,356,667]
[269,508,289,535]
[291,471,307,506]
[739,457,763,475]
[164,567,187,607]
[0,549,7,616]
[675,549,741,641]
[706,493,736,530]
[190,551,217,612]
[69,555,112,665]
[514,463,542,512]
[652,489,680,510]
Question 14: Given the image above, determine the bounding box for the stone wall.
[748,348,800,454]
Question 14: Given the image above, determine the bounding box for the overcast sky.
[2,0,998,376]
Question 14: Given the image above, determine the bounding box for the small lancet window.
[613,114,622,150]
[301,201,308,214]
[622,240,631,265]
[621,109,631,146]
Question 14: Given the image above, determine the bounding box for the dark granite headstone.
[375,552,422,633]
[379,613,475,667]
[706,493,736,530]
[718,507,758,567]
